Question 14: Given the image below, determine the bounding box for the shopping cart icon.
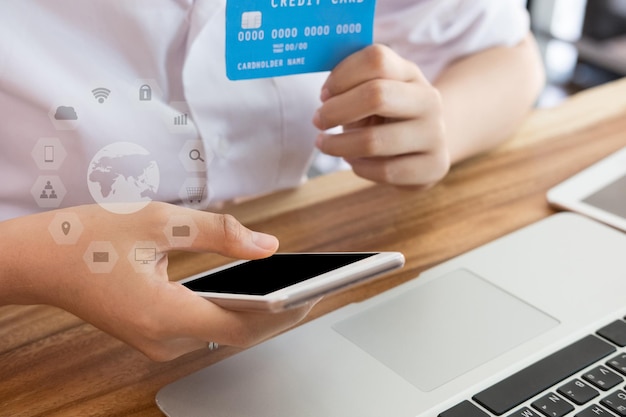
[186,186,205,203]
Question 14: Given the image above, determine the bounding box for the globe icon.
[87,142,160,214]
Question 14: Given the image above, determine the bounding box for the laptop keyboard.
[440,318,626,417]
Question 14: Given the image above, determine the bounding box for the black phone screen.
[182,253,376,295]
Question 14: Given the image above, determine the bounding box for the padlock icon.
[139,84,152,101]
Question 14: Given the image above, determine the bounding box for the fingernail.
[320,87,330,102]
[315,132,326,149]
[312,109,321,128]
[252,232,279,251]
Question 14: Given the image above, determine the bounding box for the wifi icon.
[92,87,111,104]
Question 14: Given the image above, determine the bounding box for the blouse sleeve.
[374,0,530,81]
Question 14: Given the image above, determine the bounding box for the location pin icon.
[61,221,71,236]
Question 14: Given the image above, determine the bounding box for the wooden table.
[2,78,626,416]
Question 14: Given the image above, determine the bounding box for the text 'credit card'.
[225,0,376,80]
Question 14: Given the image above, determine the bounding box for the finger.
[314,79,438,131]
[346,152,450,187]
[156,283,314,349]
[316,120,424,158]
[203,303,314,348]
[93,202,279,260]
[155,204,279,259]
[322,44,423,100]
[192,212,279,258]
[315,80,416,130]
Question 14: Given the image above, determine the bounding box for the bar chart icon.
[174,113,189,125]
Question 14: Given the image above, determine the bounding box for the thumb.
[180,211,279,259]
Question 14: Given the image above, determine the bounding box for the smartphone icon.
[44,145,54,163]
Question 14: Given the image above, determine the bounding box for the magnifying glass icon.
[189,149,205,162]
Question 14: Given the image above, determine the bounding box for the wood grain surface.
[2,77,626,417]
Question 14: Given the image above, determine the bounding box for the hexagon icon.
[130,78,163,111]
[178,140,213,173]
[48,103,80,130]
[128,241,161,274]
[48,212,84,245]
[83,241,118,274]
[31,175,67,208]
[159,101,196,135]
[32,137,67,171]
[163,214,199,248]
[179,177,209,209]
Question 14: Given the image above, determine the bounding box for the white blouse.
[0,0,529,220]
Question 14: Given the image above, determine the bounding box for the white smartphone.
[547,146,626,232]
[179,252,405,312]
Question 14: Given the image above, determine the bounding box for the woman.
[0,0,544,360]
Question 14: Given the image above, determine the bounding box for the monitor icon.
[135,247,156,264]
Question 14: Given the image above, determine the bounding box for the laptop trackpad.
[333,269,558,392]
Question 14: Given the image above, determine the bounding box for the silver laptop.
[157,213,626,417]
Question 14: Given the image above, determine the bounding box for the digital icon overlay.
[131,79,162,111]
[186,185,205,203]
[163,214,199,247]
[174,113,189,126]
[139,84,152,101]
[31,175,67,208]
[87,142,160,214]
[178,140,213,173]
[49,103,80,130]
[54,106,78,120]
[179,177,208,209]
[32,137,67,171]
[128,241,160,273]
[189,149,204,162]
[83,241,118,273]
[160,101,195,134]
[92,87,111,104]
[48,212,84,245]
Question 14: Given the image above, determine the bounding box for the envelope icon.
[93,251,110,263]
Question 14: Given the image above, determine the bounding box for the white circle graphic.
[87,142,160,214]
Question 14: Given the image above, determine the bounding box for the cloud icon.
[54,106,78,120]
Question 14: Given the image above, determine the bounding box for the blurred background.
[527,0,626,107]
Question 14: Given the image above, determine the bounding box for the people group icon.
[40,180,58,199]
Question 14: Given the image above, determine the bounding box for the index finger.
[322,44,423,99]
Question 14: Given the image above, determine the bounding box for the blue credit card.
[225,0,376,80]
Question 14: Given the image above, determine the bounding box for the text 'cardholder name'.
[225,0,376,80]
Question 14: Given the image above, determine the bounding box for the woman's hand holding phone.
[181,252,405,312]
[0,202,315,361]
